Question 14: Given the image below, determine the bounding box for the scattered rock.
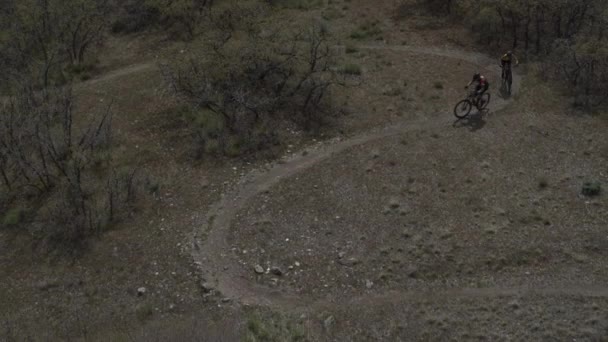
[338,257,360,267]
[371,150,380,159]
[254,265,265,274]
[389,197,400,209]
[221,298,232,303]
[365,280,374,289]
[137,287,147,296]
[407,267,419,278]
[201,282,214,293]
[323,315,335,329]
[270,267,283,276]
[338,251,346,259]
[294,261,301,267]
[36,279,59,291]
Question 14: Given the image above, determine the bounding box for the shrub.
[345,45,358,54]
[245,311,306,342]
[111,1,161,34]
[383,87,402,96]
[339,64,362,75]
[0,85,139,251]
[2,208,24,227]
[267,0,323,10]
[350,21,382,40]
[582,181,601,197]
[164,16,348,156]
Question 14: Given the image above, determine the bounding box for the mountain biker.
[465,72,489,105]
[500,50,519,79]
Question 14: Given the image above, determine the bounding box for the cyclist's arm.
[514,56,519,65]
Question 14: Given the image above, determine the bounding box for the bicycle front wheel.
[454,99,472,118]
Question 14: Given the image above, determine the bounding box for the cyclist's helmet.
[473,72,481,80]
[507,50,513,56]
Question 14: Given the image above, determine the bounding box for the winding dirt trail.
[190,44,607,310]
[85,62,156,86]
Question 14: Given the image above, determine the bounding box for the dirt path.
[190,44,606,309]
[85,62,156,86]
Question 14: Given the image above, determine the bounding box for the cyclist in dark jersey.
[465,72,489,103]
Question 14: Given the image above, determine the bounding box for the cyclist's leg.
[478,86,489,106]
[474,85,482,104]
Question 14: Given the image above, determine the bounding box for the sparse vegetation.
[345,45,358,54]
[350,20,383,40]
[268,0,323,10]
[163,11,349,156]
[406,0,608,110]
[245,311,306,342]
[2,208,25,227]
[339,63,362,75]
[582,181,601,197]
[0,0,110,88]
[383,87,403,96]
[0,84,139,250]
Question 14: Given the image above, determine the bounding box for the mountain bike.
[453,89,490,119]
[501,63,513,94]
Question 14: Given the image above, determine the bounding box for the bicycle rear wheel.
[454,99,472,118]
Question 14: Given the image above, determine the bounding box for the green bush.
[350,21,382,40]
[245,312,306,342]
[339,64,362,75]
[166,20,339,157]
[2,208,24,227]
[582,181,601,197]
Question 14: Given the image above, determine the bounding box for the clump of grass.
[2,207,25,227]
[350,30,366,39]
[345,45,358,54]
[338,64,362,75]
[582,181,601,197]
[322,8,344,20]
[275,0,323,10]
[135,302,155,322]
[245,312,305,342]
[350,20,382,40]
[538,177,549,190]
[383,87,402,96]
[144,177,161,195]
